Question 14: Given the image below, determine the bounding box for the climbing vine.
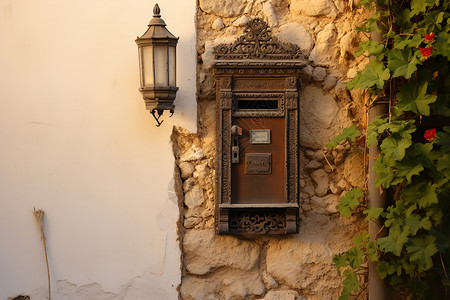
[328,0,450,299]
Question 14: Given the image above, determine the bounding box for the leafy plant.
[330,0,450,298]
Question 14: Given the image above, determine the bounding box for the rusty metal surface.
[231,117,285,204]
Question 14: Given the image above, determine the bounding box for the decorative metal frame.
[213,18,305,236]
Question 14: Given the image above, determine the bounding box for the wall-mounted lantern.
[136,4,179,127]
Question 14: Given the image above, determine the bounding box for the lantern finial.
[153,4,161,17]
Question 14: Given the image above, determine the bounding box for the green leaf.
[358,60,390,89]
[419,10,446,32]
[394,159,424,184]
[380,135,412,161]
[406,235,438,271]
[437,154,450,177]
[326,124,361,148]
[346,246,364,269]
[355,40,388,59]
[367,241,379,262]
[339,270,360,300]
[383,201,414,228]
[434,94,450,117]
[437,126,450,153]
[405,214,432,235]
[346,72,362,90]
[337,188,364,218]
[367,128,379,147]
[374,154,396,188]
[393,32,422,49]
[394,9,411,26]
[387,49,420,79]
[378,225,410,256]
[410,0,438,16]
[352,232,369,245]
[384,119,416,139]
[376,260,396,279]
[333,254,348,271]
[413,142,439,172]
[364,206,383,222]
[430,222,450,252]
[396,82,437,116]
[403,182,438,208]
[434,31,450,60]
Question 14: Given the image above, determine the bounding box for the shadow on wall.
[10,296,30,300]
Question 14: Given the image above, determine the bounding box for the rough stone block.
[183,229,260,275]
[184,186,204,209]
[257,290,305,300]
[232,15,250,27]
[344,152,365,188]
[299,86,342,149]
[313,67,327,82]
[262,1,278,27]
[311,169,329,196]
[212,18,225,30]
[266,237,341,294]
[309,23,337,66]
[290,0,339,17]
[180,270,264,300]
[305,160,323,170]
[310,194,339,214]
[322,75,338,91]
[199,0,247,17]
[277,23,313,55]
[179,162,195,180]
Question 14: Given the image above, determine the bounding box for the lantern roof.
[136,4,178,42]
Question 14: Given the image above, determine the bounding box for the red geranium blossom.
[424,128,437,141]
[424,33,435,42]
[420,47,433,59]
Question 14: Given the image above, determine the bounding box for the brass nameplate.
[250,129,271,144]
[245,153,272,174]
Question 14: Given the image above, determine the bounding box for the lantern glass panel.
[154,45,168,87]
[142,46,154,87]
[168,46,176,86]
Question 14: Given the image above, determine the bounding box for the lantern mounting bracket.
[150,104,174,127]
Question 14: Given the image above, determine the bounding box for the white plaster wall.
[0,0,196,299]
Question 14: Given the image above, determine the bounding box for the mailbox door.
[215,76,300,235]
[231,117,286,204]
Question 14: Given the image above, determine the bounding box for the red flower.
[424,33,435,42]
[420,47,433,59]
[424,128,436,141]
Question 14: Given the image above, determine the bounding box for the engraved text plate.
[245,153,272,175]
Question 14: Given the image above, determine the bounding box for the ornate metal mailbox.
[213,18,304,235]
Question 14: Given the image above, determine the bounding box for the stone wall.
[173,0,370,299]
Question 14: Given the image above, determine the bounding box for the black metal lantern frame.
[136,4,179,126]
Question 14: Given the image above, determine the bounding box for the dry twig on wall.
[34,208,51,300]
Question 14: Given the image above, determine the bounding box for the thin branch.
[322,150,335,172]
[375,225,385,240]
[368,154,379,160]
[34,208,51,300]
[354,282,369,300]
[440,252,448,279]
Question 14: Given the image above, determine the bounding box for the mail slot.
[213,18,304,235]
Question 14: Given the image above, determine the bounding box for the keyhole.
[233,152,238,158]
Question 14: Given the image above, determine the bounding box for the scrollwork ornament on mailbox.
[213,18,305,236]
